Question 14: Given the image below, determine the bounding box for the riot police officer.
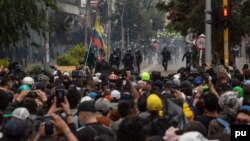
[161,47,171,71]
[182,51,192,69]
[122,48,134,71]
[109,48,121,70]
[134,49,143,73]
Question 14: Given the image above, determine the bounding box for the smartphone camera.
[44,115,53,135]
[27,91,37,98]
[56,89,65,107]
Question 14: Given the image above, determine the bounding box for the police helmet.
[127,48,132,52]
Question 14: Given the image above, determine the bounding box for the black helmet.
[135,49,140,54]
[127,48,132,52]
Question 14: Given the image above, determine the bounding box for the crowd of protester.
[0,62,250,141]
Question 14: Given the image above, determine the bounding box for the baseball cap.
[244,80,250,86]
[178,131,208,141]
[72,70,80,77]
[80,96,93,103]
[3,118,27,138]
[219,91,240,113]
[95,98,110,114]
[12,107,30,120]
[77,101,96,114]
[95,72,102,78]
[17,84,31,92]
[182,121,207,137]
[63,72,70,77]
[87,91,98,100]
[34,82,45,91]
[193,76,203,86]
[111,90,121,100]
[164,80,176,88]
[233,86,244,98]
[93,76,102,83]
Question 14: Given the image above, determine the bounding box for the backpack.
[144,116,171,136]
[216,118,231,134]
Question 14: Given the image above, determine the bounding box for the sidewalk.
[24,59,57,71]
[236,57,248,69]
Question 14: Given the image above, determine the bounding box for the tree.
[0,0,57,47]
[56,44,86,66]
[49,11,73,45]
[156,0,250,63]
[111,0,163,42]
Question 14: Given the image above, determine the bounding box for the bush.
[0,58,10,68]
[27,66,42,75]
[56,44,86,66]
[57,53,79,66]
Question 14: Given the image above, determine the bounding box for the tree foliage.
[111,0,164,42]
[156,0,250,61]
[49,10,73,44]
[56,44,86,66]
[0,58,10,68]
[0,0,57,47]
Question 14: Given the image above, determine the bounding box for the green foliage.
[0,58,10,68]
[111,0,163,41]
[27,65,42,75]
[156,0,250,63]
[56,44,86,66]
[57,54,79,66]
[0,0,57,47]
[49,10,73,44]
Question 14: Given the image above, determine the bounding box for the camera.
[56,89,65,107]
[44,115,53,135]
[27,91,37,98]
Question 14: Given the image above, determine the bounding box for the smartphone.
[44,115,53,135]
[56,89,65,107]
[126,70,131,77]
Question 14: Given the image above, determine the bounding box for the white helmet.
[22,77,34,85]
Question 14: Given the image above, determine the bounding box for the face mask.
[236,121,249,125]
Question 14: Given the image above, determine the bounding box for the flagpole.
[84,28,94,66]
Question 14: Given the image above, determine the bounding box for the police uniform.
[122,49,134,71]
[161,48,171,71]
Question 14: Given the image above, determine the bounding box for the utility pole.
[205,0,212,64]
[107,0,112,59]
[44,10,50,70]
[223,0,229,67]
[85,0,90,48]
[114,0,127,50]
[121,0,127,50]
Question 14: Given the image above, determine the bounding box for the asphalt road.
[141,52,185,77]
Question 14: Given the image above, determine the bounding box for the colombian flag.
[91,15,107,60]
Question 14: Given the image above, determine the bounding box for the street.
[141,49,185,76]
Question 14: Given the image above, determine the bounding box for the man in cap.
[208,91,241,137]
[76,101,113,141]
[95,98,111,127]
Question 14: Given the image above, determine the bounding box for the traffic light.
[221,6,230,28]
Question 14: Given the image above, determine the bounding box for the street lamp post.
[127,28,129,47]
[114,0,128,50]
